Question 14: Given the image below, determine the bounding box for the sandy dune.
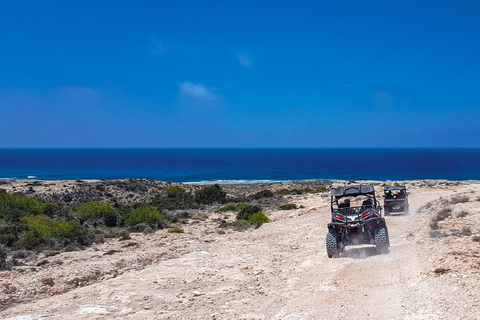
[1,180,480,319]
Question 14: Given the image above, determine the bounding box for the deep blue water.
[0,149,479,182]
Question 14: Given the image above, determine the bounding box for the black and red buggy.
[383,186,409,216]
[326,185,390,258]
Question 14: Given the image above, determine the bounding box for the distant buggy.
[383,186,409,215]
[326,185,390,258]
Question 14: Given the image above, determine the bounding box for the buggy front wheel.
[375,227,389,254]
[326,232,339,258]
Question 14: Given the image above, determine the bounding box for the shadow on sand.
[342,246,388,259]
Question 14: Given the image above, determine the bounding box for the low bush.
[450,196,469,204]
[235,204,269,227]
[150,197,200,210]
[472,235,480,242]
[460,226,472,236]
[236,205,262,221]
[0,244,8,270]
[12,249,32,259]
[168,227,184,233]
[177,212,191,219]
[279,203,297,210]
[0,192,46,222]
[433,208,452,222]
[15,215,92,250]
[124,206,165,228]
[457,211,469,218]
[429,230,448,238]
[165,186,187,198]
[73,202,118,227]
[247,212,269,227]
[111,180,149,192]
[232,219,251,230]
[43,203,71,219]
[249,190,274,200]
[0,222,26,246]
[195,184,226,204]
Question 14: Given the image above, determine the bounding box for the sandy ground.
[1,180,480,319]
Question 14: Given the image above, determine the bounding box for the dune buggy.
[383,186,409,215]
[326,185,389,258]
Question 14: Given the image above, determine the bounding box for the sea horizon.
[1,148,480,182]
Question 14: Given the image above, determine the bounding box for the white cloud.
[236,53,252,68]
[179,82,219,102]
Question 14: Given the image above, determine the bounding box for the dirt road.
[2,182,479,319]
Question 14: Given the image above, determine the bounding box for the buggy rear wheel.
[326,232,339,258]
[375,227,389,254]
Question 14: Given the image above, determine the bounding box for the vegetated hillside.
[0,179,331,270]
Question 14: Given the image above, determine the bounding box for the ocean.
[0,148,479,182]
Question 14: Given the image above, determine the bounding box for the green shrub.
[0,222,26,246]
[124,206,164,227]
[232,219,251,230]
[249,190,274,200]
[236,205,262,221]
[150,197,200,210]
[165,186,186,198]
[21,215,75,238]
[168,227,184,233]
[279,203,297,210]
[43,203,70,219]
[217,203,248,212]
[15,215,91,250]
[195,184,226,204]
[112,180,149,192]
[247,212,269,226]
[0,244,8,270]
[0,192,46,222]
[15,230,49,250]
[73,202,118,227]
[177,212,191,219]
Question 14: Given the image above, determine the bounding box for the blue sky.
[1,0,479,148]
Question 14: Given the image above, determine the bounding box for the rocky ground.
[1,179,480,319]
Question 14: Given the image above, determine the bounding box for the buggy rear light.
[405,200,408,204]
[335,215,344,220]
[363,211,370,217]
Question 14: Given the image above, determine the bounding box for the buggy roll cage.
[330,185,380,213]
[384,186,406,192]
